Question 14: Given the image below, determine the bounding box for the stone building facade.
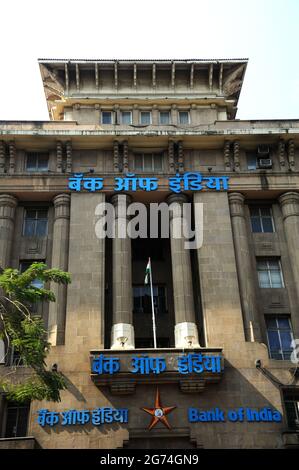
[0,58,298,449]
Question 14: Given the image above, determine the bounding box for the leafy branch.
[0,262,71,403]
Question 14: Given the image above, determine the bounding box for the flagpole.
[148,257,157,349]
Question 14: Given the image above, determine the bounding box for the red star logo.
[141,388,176,430]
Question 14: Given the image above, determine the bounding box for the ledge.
[0,436,40,449]
[90,348,223,395]
[281,430,299,448]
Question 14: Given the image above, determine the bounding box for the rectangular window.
[159,111,170,125]
[135,337,170,348]
[4,401,30,438]
[266,316,294,360]
[20,260,45,289]
[101,111,113,124]
[246,152,257,170]
[178,111,190,125]
[140,111,151,125]
[7,344,25,367]
[134,153,163,172]
[284,391,299,430]
[133,285,167,314]
[121,111,132,125]
[257,258,284,288]
[26,153,48,172]
[23,208,48,237]
[250,206,275,233]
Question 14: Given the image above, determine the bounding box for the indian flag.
[144,258,151,285]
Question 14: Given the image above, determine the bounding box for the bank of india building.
[0,59,298,449]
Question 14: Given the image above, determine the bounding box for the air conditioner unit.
[257,145,270,156]
[258,158,272,169]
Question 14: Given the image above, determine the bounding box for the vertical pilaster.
[178,141,184,174]
[65,193,105,351]
[48,194,70,346]
[56,141,63,173]
[66,141,72,173]
[0,194,17,364]
[228,193,262,342]
[113,140,120,173]
[123,141,129,174]
[195,192,245,348]
[278,139,286,170]
[9,142,16,174]
[288,140,295,171]
[224,140,231,171]
[233,141,240,172]
[168,140,175,174]
[171,105,177,125]
[132,104,139,124]
[110,194,134,349]
[167,194,200,348]
[279,192,299,305]
[0,141,6,174]
[0,194,18,268]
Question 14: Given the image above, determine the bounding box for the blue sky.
[0,0,298,121]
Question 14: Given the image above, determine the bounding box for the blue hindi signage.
[37,408,128,427]
[91,353,223,376]
[68,172,230,193]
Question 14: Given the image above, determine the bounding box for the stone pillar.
[48,194,70,346]
[0,194,18,268]
[279,192,299,304]
[110,194,134,349]
[167,194,200,348]
[0,194,17,362]
[228,193,262,342]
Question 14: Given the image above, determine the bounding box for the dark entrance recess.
[123,436,198,449]
[104,200,204,349]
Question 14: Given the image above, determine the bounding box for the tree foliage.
[0,262,71,403]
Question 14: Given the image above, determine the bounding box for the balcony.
[90,348,223,395]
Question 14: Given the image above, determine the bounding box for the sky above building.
[0,0,298,121]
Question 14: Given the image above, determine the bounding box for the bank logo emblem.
[141,388,176,430]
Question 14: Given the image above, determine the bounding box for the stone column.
[48,194,70,346]
[279,192,299,304]
[0,194,17,362]
[0,194,18,268]
[167,194,200,348]
[228,193,262,342]
[110,194,134,349]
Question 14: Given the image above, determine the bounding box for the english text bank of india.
[0,58,298,449]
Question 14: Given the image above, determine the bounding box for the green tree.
[0,262,71,403]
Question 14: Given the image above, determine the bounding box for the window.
[133,285,167,314]
[266,316,294,360]
[7,344,25,367]
[257,259,284,288]
[4,401,30,438]
[140,111,151,125]
[284,391,299,430]
[159,111,170,125]
[178,111,190,125]
[250,206,275,233]
[246,152,257,170]
[20,260,45,289]
[134,153,163,172]
[121,111,132,125]
[26,153,48,172]
[135,337,170,348]
[101,111,113,124]
[23,208,48,237]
